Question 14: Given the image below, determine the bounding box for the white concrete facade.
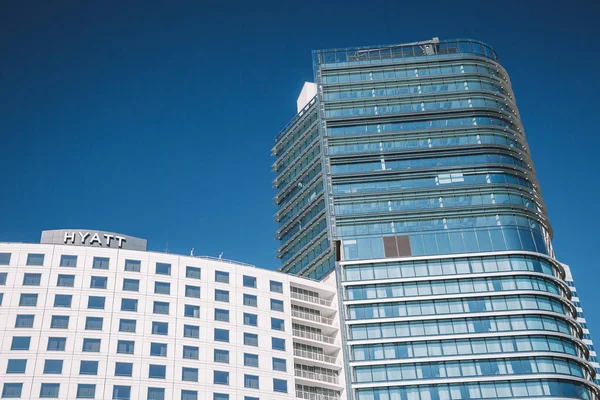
[0,240,345,400]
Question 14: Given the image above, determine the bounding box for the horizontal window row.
[354,356,590,384]
[356,378,594,400]
[345,255,557,282]
[328,115,517,137]
[335,190,537,216]
[321,61,503,85]
[1,382,289,399]
[352,334,585,362]
[332,152,527,175]
[346,275,564,301]
[329,131,524,156]
[347,294,569,321]
[324,78,507,101]
[9,329,287,351]
[349,314,578,341]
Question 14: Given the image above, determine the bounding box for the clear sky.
[1,0,599,329]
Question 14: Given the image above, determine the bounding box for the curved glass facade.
[274,37,599,400]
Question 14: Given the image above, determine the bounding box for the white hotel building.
[0,229,346,400]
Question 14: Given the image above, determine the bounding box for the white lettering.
[78,232,90,244]
[103,234,114,247]
[63,232,75,244]
[115,236,126,248]
[90,233,101,245]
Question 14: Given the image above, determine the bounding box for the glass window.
[2,383,23,398]
[76,384,95,399]
[243,294,257,307]
[149,364,166,379]
[271,318,285,331]
[54,294,72,308]
[243,275,257,288]
[50,315,69,329]
[87,296,105,309]
[244,313,257,326]
[0,253,11,265]
[185,285,200,298]
[92,257,109,269]
[90,276,107,289]
[244,333,258,346]
[59,255,77,267]
[153,301,169,315]
[119,319,137,333]
[245,397,259,400]
[214,394,228,400]
[6,359,27,373]
[214,370,229,385]
[215,289,229,302]
[244,353,259,367]
[155,262,171,276]
[186,266,201,279]
[85,317,103,330]
[57,274,74,287]
[270,280,283,293]
[19,293,38,306]
[271,299,284,312]
[23,273,41,285]
[244,374,259,389]
[39,383,59,398]
[183,345,199,360]
[147,387,164,400]
[215,328,229,342]
[181,390,197,400]
[272,337,285,351]
[183,324,199,338]
[27,253,45,266]
[184,304,200,318]
[272,357,286,372]
[80,360,98,375]
[117,340,135,354]
[182,367,198,382]
[152,322,168,335]
[112,385,130,400]
[150,343,167,357]
[215,270,229,283]
[215,308,230,322]
[82,338,101,352]
[46,337,65,351]
[115,362,133,377]
[124,259,141,272]
[44,359,63,374]
[15,314,34,328]
[154,282,170,295]
[121,298,138,312]
[0,272,6,285]
[123,278,139,291]
[273,378,287,393]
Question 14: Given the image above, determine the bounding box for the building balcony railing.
[292,310,336,326]
[293,349,338,365]
[295,369,340,385]
[291,291,334,307]
[293,329,336,344]
[296,390,340,400]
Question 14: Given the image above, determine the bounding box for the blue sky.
[1,0,599,330]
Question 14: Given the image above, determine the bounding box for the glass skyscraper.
[274,38,600,399]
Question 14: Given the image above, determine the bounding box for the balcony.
[292,309,336,326]
[294,349,338,365]
[291,291,334,307]
[293,328,336,345]
[296,390,340,400]
[295,369,340,385]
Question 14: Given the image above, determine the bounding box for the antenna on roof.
[190,248,194,257]
[165,241,169,253]
[218,252,223,260]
